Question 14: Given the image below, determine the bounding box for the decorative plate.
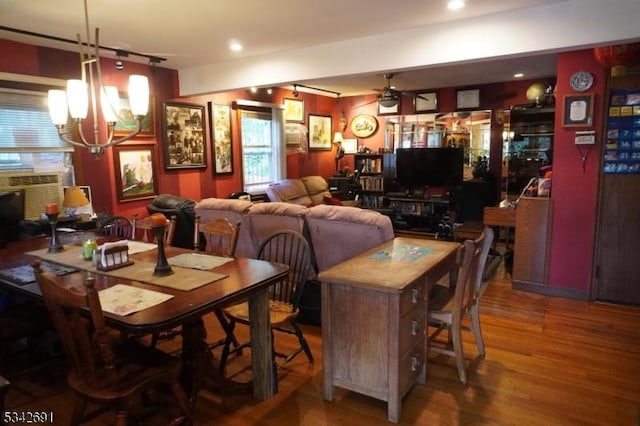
[350,114,378,138]
[570,71,594,92]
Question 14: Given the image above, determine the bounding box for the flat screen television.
[396,148,464,189]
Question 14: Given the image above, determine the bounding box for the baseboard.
[512,280,588,300]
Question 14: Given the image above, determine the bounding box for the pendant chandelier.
[47,0,149,158]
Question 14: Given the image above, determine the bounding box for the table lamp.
[333,132,345,175]
[63,187,90,218]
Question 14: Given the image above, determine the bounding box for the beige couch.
[264,176,332,206]
[194,197,394,273]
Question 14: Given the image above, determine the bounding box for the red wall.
[547,50,606,292]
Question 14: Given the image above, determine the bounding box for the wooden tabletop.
[318,237,460,292]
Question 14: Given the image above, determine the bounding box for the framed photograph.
[114,95,155,137]
[308,114,332,150]
[414,92,438,112]
[113,144,159,202]
[378,100,401,116]
[562,94,594,127]
[342,138,358,154]
[208,102,233,175]
[285,123,304,146]
[284,98,304,123]
[457,89,480,109]
[350,114,378,138]
[162,101,207,169]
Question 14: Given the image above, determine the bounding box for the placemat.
[168,253,234,270]
[0,261,78,286]
[27,247,227,291]
[98,284,174,316]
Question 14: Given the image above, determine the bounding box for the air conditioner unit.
[0,172,64,220]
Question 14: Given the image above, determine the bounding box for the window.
[238,103,286,193]
[0,86,73,173]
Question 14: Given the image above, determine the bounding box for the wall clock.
[456,89,480,109]
[414,92,438,112]
[350,114,378,138]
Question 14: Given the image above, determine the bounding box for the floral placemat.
[98,284,174,316]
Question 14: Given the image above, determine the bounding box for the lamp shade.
[128,75,149,116]
[67,79,89,119]
[63,187,90,208]
[332,132,344,143]
[48,90,68,125]
[100,86,120,123]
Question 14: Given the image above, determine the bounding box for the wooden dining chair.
[220,230,314,386]
[192,216,242,352]
[32,260,193,426]
[132,213,177,245]
[96,216,133,239]
[427,227,492,385]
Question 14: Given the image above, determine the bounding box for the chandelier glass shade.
[48,0,150,158]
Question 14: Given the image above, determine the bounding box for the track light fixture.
[292,85,299,97]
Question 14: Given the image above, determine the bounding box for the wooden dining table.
[0,233,289,404]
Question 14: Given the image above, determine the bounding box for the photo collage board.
[604,89,640,174]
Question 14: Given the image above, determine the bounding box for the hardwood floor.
[4,261,640,425]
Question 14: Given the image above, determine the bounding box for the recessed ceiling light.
[514,73,524,78]
[447,0,465,11]
[229,41,243,52]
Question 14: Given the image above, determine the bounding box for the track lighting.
[292,85,299,97]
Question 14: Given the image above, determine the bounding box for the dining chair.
[32,260,193,426]
[192,216,242,352]
[427,227,492,385]
[96,215,133,239]
[132,213,177,245]
[220,230,314,385]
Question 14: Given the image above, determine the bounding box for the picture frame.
[562,93,594,127]
[162,101,207,169]
[208,102,233,175]
[342,138,358,154]
[457,89,480,109]
[377,100,401,116]
[350,114,378,138]
[113,144,159,202]
[308,114,332,150]
[285,123,305,146]
[284,98,304,123]
[114,95,156,137]
[414,92,438,112]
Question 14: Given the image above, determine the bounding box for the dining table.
[0,231,289,404]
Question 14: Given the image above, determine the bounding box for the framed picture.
[377,101,401,116]
[350,114,378,138]
[457,89,480,109]
[285,123,304,146]
[208,102,233,175]
[562,94,594,127]
[162,101,207,169]
[342,138,358,154]
[308,114,332,150]
[414,92,438,112]
[113,144,159,202]
[114,95,155,137]
[284,98,304,123]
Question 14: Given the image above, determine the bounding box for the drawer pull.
[411,288,420,304]
[410,355,421,372]
[411,319,419,335]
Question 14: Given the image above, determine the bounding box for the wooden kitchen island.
[318,237,460,423]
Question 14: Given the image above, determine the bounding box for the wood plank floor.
[4,261,640,425]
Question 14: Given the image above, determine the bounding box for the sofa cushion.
[195,197,253,213]
[194,198,255,258]
[301,176,332,205]
[306,204,395,272]
[265,179,313,206]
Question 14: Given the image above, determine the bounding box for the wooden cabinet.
[319,237,459,423]
[513,197,552,288]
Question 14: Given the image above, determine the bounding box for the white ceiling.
[1,0,638,96]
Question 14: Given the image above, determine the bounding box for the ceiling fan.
[376,73,433,108]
